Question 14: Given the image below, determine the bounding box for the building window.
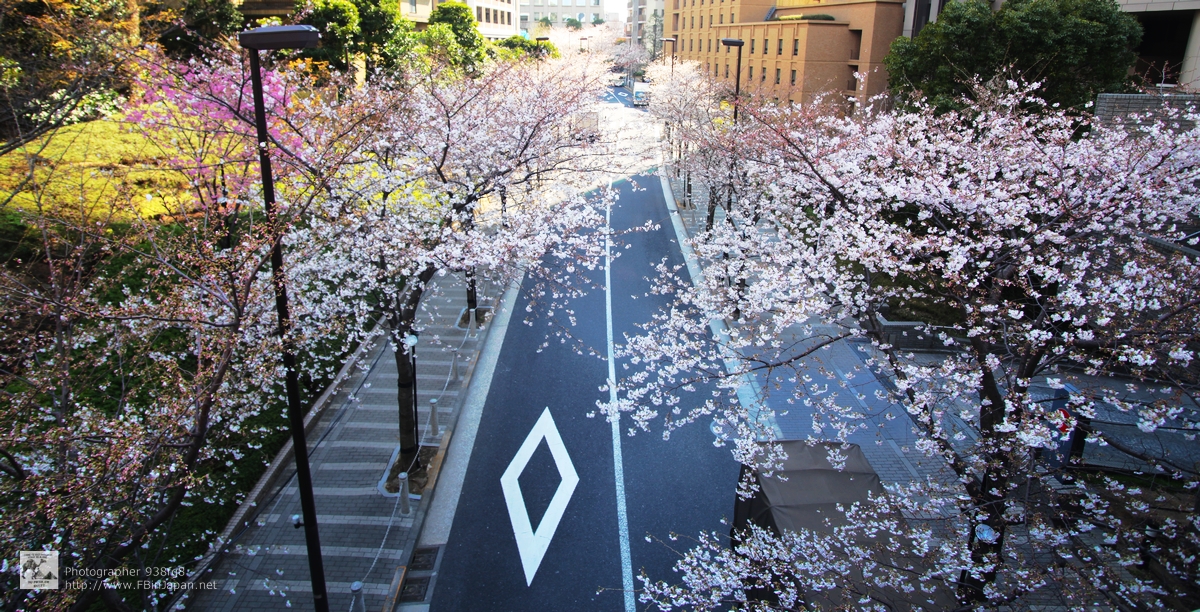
[775,68,780,84]
[748,66,753,79]
[485,8,491,22]
[689,38,693,51]
[849,29,862,60]
[847,65,858,91]
[719,13,723,23]
[690,15,694,27]
[707,38,711,52]
[533,10,541,18]
[476,6,482,20]
[790,69,796,85]
[793,39,798,55]
[521,12,529,20]
[549,11,556,20]
[730,12,733,22]
[778,39,782,55]
[761,65,766,81]
[749,39,754,54]
[762,39,767,55]
[724,64,728,78]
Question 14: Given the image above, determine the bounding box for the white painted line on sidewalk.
[418,276,525,547]
[606,184,637,612]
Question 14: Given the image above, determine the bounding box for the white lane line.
[606,182,636,612]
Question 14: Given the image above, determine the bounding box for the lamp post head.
[721,38,744,47]
[238,25,321,50]
[659,36,676,42]
[535,36,550,41]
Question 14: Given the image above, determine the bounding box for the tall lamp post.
[721,37,744,122]
[237,25,330,612]
[659,36,676,76]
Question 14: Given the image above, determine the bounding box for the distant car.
[632,82,650,106]
[611,74,627,87]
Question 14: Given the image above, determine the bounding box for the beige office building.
[666,0,904,104]
[667,0,1200,104]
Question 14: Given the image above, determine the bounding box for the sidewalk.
[186,272,500,612]
[659,165,958,498]
[660,163,1198,610]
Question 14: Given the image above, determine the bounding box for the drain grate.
[398,576,430,602]
[409,546,439,571]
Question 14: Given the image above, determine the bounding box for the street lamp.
[721,38,744,122]
[579,36,588,53]
[237,24,330,612]
[659,36,676,76]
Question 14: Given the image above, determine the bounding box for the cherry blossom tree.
[0,47,372,610]
[289,51,613,476]
[629,71,1200,609]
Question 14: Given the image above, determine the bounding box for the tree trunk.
[387,265,437,473]
[466,267,478,325]
[706,185,718,231]
[958,336,1015,604]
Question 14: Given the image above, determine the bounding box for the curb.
[658,167,783,440]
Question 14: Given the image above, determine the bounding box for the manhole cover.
[399,576,430,602]
[409,546,439,571]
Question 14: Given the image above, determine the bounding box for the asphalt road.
[601,85,636,109]
[431,175,739,611]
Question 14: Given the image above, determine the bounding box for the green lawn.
[0,119,187,219]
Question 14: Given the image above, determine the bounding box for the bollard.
[451,350,460,383]
[399,472,411,514]
[428,397,440,440]
[350,581,366,612]
[467,308,479,339]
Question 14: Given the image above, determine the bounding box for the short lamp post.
[535,35,551,64]
[659,36,676,76]
[721,38,744,122]
[579,36,588,53]
[237,25,330,612]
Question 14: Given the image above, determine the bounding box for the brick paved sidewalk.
[186,273,498,612]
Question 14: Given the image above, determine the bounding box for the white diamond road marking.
[500,407,579,586]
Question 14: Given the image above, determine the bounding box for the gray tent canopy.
[732,441,885,537]
[729,441,956,610]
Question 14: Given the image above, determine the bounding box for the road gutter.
[657,171,784,440]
